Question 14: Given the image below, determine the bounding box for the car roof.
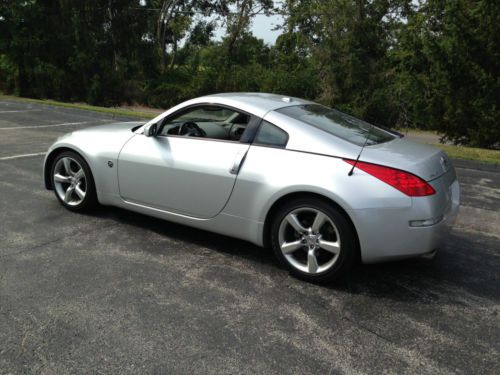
[144,93,315,128]
[192,93,314,118]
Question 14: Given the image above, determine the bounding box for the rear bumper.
[352,179,460,264]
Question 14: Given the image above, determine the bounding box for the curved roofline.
[142,93,315,130]
[199,92,313,116]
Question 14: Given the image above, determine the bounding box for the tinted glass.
[277,104,394,146]
[159,106,250,141]
[254,121,288,147]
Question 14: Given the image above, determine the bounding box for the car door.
[117,105,256,219]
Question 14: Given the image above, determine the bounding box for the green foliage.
[0,0,498,148]
[0,54,17,93]
[145,68,195,108]
[393,0,500,148]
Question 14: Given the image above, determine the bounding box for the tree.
[1,0,498,147]
[394,0,500,147]
[280,0,413,126]
[153,0,229,71]
[222,0,272,65]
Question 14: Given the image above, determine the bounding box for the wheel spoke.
[62,158,73,176]
[54,173,71,183]
[278,207,343,275]
[318,239,340,254]
[74,184,85,199]
[73,168,84,181]
[64,186,75,202]
[286,213,308,234]
[281,240,303,254]
[307,250,319,273]
[311,211,327,232]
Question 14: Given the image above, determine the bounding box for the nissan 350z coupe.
[43,93,460,282]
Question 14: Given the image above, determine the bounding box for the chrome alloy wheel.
[278,208,341,274]
[53,157,87,206]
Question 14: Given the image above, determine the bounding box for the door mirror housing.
[144,123,159,137]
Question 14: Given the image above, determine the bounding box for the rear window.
[276,104,395,146]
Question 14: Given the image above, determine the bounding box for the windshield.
[276,104,395,146]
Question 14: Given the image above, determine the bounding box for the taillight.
[343,159,436,197]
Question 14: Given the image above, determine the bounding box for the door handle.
[229,150,247,175]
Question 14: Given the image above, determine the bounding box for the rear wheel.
[270,197,358,283]
[51,151,97,212]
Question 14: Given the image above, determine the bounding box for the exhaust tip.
[420,249,437,260]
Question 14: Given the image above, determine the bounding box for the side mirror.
[144,123,159,137]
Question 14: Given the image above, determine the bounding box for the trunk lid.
[359,138,452,181]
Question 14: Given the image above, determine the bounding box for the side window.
[254,121,288,147]
[159,106,250,141]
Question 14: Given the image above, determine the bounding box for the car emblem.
[440,156,448,173]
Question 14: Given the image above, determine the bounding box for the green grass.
[0,94,156,119]
[398,128,499,165]
[398,128,438,135]
[433,144,500,165]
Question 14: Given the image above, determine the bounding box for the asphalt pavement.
[0,99,499,374]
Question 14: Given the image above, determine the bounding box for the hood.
[73,121,144,134]
[359,138,452,181]
[55,121,144,143]
[50,121,145,157]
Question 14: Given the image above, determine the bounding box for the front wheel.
[270,197,358,283]
[51,151,97,212]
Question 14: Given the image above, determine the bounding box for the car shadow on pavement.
[92,206,277,266]
[86,206,499,305]
[329,232,499,304]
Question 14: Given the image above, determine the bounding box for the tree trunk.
[157,0,174,72]
[225,0,251,67]
[169,38,178,70]
[107,1,119,72]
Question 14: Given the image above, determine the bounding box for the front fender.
[43,122,140,198]
[43,142,94,189]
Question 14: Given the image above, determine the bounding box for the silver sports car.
[43,93,460,282]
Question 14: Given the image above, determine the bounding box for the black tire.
[270,197,358,283]
[50,151,98,212]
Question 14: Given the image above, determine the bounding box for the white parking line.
[0,120,110,130]
[0,109,41,113]
[0,152,46,161]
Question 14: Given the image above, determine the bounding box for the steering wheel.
[178,121,206,137]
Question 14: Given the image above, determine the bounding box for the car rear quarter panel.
[224,145,413,225]
[228,145,460,261]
